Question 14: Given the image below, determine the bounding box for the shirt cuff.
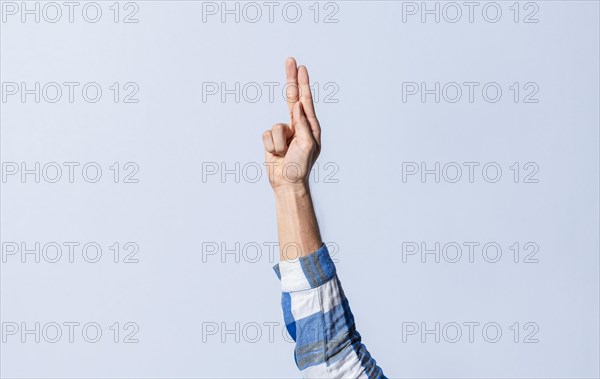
[272,243,337,292]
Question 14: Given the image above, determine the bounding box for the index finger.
[285,57,299,118]
[298,65,320,143]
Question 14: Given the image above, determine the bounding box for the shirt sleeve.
[273,244,387,379]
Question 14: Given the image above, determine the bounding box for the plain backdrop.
[1,1,599,378]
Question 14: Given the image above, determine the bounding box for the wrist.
[272,182,310,197]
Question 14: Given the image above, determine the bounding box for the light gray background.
[1,1,599,378]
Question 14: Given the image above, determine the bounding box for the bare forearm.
[274,185,322,261]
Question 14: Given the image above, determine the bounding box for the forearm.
[274,184,322,261]
[264,58,385,378]
[273,243,386,378]
[273,186,385,378]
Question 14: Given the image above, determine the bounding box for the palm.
[265,134,313,185]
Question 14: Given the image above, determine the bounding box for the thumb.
[293,101,312,140]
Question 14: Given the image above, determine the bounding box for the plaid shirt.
[273,244,386,378]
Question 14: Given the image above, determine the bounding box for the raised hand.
[262,58,321,191]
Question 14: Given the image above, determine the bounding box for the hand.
[262,58,322,192]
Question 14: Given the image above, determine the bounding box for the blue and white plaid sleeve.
[273,244,386,379]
